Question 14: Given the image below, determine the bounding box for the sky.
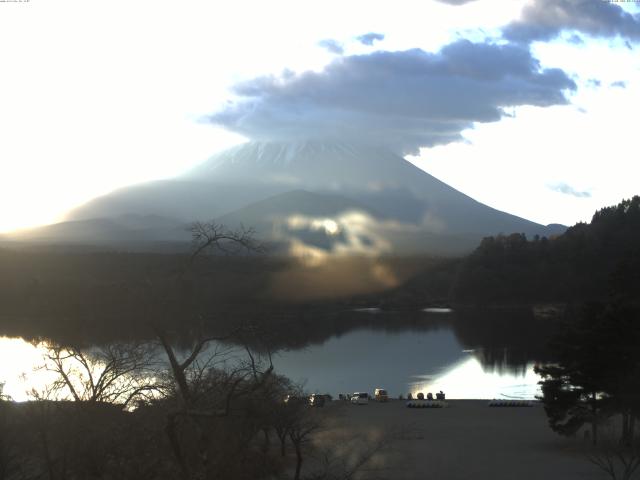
[1,0,639,232]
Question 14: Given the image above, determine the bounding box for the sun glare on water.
[410,356,542,400]
[0,338,59,402]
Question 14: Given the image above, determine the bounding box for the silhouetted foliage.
[0,221,356,480]
[586,422,640,480]
[536,302,640,445]
[36,342,160,408]
[453,196,640,304]
[0,400,25,480]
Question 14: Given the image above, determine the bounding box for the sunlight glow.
[410,355,542,400]
[283,211,393,263]
[0,338,57,402]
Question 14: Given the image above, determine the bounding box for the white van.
[351,392,369,405]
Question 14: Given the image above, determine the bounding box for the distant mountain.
[19,140,564,254]
[67,180,284,223]
[184,141,560,237]
[7,214,189,248]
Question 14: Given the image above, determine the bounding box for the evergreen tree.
[536,303,640,445]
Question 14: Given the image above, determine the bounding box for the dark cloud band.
[436,0,476,6]
[434,0,479,5]
[209,40,576,154]
[503,0,640,44]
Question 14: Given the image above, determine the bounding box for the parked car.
[284,394,306,405]
[351,392,369,405]
[309,394,326,407]
[374,388,389,402]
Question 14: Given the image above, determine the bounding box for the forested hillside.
[452,196,640,304]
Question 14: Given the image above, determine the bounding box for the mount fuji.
[9,141,564,254]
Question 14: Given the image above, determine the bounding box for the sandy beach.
[316,400,606,480]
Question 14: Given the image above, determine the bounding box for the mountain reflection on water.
[0,308,556,401]
[269,328,542,399]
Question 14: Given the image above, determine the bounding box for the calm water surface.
[271,327,541,399]
[0,311,546,401]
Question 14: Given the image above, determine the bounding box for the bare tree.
[288,409,324,480]
[153,221,281,479]
[587,421,640,480]
[23,387,73,480]
[38,341,160,409]
[0,396,26,480]
[0,384,9,402]
[310,430,399,480]
[189,222,263,262]
[157,328,276,480]
[272,386,306,458]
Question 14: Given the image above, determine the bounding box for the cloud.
[586,78,601,88]
[503,0,640,44]
[356,32,385,46]
[567,33,584,45]
[282,211,393,261]
[610,80,627,88]
[317,39,344,55]
[548,182,591,198]
[209,40,576,154]
[433,0,479,4]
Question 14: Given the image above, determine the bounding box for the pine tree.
[536,303,640,445]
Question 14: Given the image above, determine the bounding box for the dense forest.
[450,196,640,305]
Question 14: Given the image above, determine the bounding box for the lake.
[268,321,542,399]
[0,308,550,401]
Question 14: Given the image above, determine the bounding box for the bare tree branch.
[37,342,160,408]
[189,221,263,263]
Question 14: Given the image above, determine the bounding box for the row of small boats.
[406,399,535,408]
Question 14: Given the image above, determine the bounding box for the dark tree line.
[452,196,640,305]
[510,198,640,479]
[535,303,640,445]
[534,301,640,480]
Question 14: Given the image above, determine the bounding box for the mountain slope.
[67,180,284,223]
[7,215,189,246]
[49,140,563,253]
[218,189,378,231]
[217,189,382,253]
[184,140,556,237]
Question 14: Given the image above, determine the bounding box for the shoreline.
[316,399,603,480]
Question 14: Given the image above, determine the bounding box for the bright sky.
[1,0,638,232]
